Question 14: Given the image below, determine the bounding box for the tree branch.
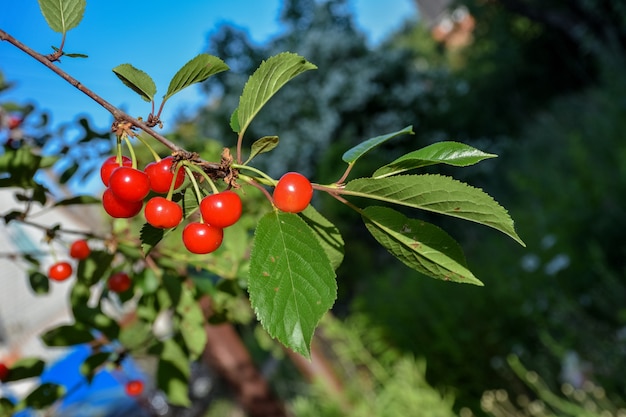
[0,28,182,153]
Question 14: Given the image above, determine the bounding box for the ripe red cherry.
[7,116,22,130]
[125,379,144,396]
[69,239,90,260]
[200,191,242,228]
[182,222,223,254]
[48,261,72,281]
[102,188,143,218]
[273,172,313,213]
[0,362,9,382]
[100,155,132,186]
[144,197,183,229]
[107,272,131,293]
[144,156,185,194]
[109,167,151,202]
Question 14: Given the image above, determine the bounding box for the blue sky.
[0,1,416,132]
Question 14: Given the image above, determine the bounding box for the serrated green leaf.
[80,352,111,383]
[3,358,45,382]
[236,52,317,135]
[112,64,157,102]
[362,206,482,285]
[28,270,49,295]
[249,212,337,357]
[164,54,229,101]
[37,0,85,33]
[140,223,165,255]
[299,206,344,271]
[230,107,240,133]
[342,125,414,165]
[41,324,94,347]
[156,339,191,407]
[342,175,525,246]
[53,195,100,206]
[373,141,497,178]
[245,136,279,163]
[23,383,65,409]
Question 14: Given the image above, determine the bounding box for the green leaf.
[342,125,414,165]
[229,107,240,133]
[112,64,157,102]
[155,339,191,407]
[0,398,15,417]
[37,0,85,33]
[3,358,45,382]
[41,324,94,347]
[343,175,525,246]
[22,383,65,409]
[299,206,344,271]
[245,136,279,163]
[76,250,114,286]
[140,223,165,255]
[118,319,152,351]
[28,270,50,295]
[182,187,200,218]
[53,195,100,206]
[73,305,120,340]
[362,206,482,285]
[236,52,317,135]
[80,352,111,383]
[249,212,337,357]
[164,54,229,101]
[177,287,207,360]
[373,141,497,178]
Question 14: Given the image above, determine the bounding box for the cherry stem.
[184,162,219,194]
[236,132,244,164]
[166,163,184,200]
[120,135,139,169]
[184,166,205,215]
[135,134,161,162]
[241,176,274,205]
[232,163,276,186]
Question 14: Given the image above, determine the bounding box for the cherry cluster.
[99,149,315,256]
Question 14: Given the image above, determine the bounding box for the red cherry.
[144,156,185,194]
[182,222,223,254]
[102,188,143,219]
[48,261,73,281]
[0,363,9,382]
[144,197,183,229]
[7,116,22,130]
[200,191,242,228]
[107,272,131,293]
[100,155,132,186]
[109,167,151,202]
[125,379,144,396]
[273,172,313,213]
[69,239,91,260]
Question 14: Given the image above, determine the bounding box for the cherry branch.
[0,28,182,153]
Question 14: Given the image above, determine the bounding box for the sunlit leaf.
[373,141,497,178]
[155,339,191,407]
[249,211,337,357]
[112,64,157,102]
[362,206,482,285]
[343,175,525,246]
[177,287,207,360]
[80,352,111,383]
[3,358,45,382]
[299,206,344,271]
[246,136,279,163]
[236,52,317,135]
[140,223,165,255]
[342,125,414,165]
[41,324,94,346]
[37,0,85,33]
[76,250,114,286]
[164,54,229,101]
